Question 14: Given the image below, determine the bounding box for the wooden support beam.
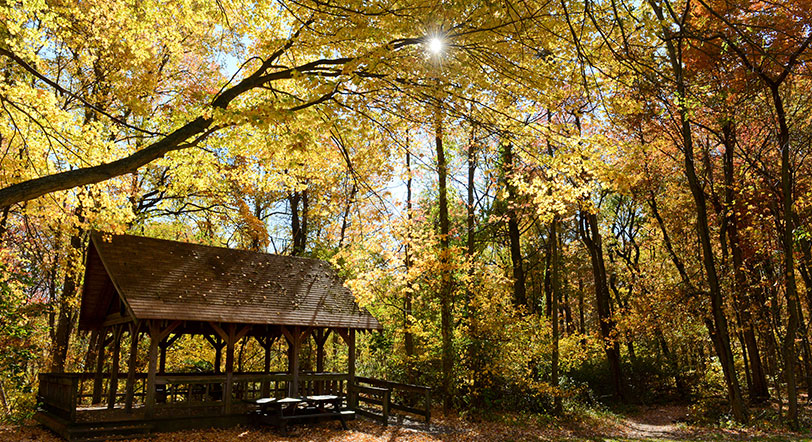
[286,326,302,397]
[215,343,222,373]
[204,333,225,373]
[335,327,350,344]
[91,327,108,404]
[124,321,141,411]
[315,329,330,373]
[348,329,356,408]
[101,312,134,328]
[145,322,159,418]
[257,336,275,373]
[224,325,236,414]
[348,329,356,381]
[209,322,228,341]
[256,333,278,397]
[107,325,124,409]
[159,341,167,375]
[145,320,180,418]
[158,332,181,374]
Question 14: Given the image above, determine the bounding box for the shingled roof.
[79,233,381,331]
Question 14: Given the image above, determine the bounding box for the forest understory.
[4,402,810,442]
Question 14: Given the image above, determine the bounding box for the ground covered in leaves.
[3,405,809,441]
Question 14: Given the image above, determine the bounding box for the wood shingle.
[79,233,381,330]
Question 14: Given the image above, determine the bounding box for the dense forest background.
[2,0,812,430]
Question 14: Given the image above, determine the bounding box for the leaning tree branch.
[0,39,420,209]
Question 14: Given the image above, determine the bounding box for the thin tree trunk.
[646,0,747,420]
[721,120,769,402]
[51,216,87,373]
[550,216,562,414]
[502,143,527,308]
[290,189,308,256]
[404,149,415,368]
[771,84,800,428]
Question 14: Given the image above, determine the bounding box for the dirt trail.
[620,404,691,440]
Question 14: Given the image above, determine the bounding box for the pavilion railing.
[351,377,431,424]
[38,371,352,423]
[38,373,79,421]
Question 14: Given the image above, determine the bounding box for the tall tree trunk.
[338,184,357,248]
[646,0,746,419]
[84,329,101,371]
[435,102,453,411]
[770,83,800,428]
[290,189,308,256]
[579,211,625,400]
[577,278,586,335]
[51,212,87,373]
[721,120,770,403]
[502,144,527,308]
[466,129,477,304]
[466,129,483,398]
[563,285,574,334]
[543,241,553,317]
[404,148,415,377]
[550,216,562,414]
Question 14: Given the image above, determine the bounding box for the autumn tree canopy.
[2,0,812,431]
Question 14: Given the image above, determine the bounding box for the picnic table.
[254,395,349,434]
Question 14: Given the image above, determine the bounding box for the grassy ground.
[2,404,810,441]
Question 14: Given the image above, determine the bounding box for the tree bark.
[0,42,374,208]
[502,144,527,308]
[290,189,308,256]
[771,84,800,428]
[550,216,562,414]
[646,0,746,420]
[579,211,625,400]
[404,149,415,369]
[435,101,454,411]
[50,218,87,373]
[720,121,769,403]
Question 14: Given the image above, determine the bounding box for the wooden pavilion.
[36,233,430,440]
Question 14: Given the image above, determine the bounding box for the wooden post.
[224,325,235,414]
[424,388,431,423]
[145,322,159,418]
[159,339,167,375]
[69,376,79,422]
[203,334,224,373]
[263,338,272,373]
[259,335,273,397]
[145,320,179,418]
[107,325,123,409]
[288,327,301,397]
[91,327,108,404]
[315,329,330,394]
[125,322,140,411]
[286,341,294,373]
[348,329,356,408]
[348,329,356,381]
[158,333,180,375]
[209,323,249,414]
[315,329,328,373]
[382,388,390,426]
[214,337,222,373]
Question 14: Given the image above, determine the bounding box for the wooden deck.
[37,372,430,440]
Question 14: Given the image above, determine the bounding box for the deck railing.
[38,371,351,423]
[39,372,430,426]
[38,373,80,421]
[352,377,431,424]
